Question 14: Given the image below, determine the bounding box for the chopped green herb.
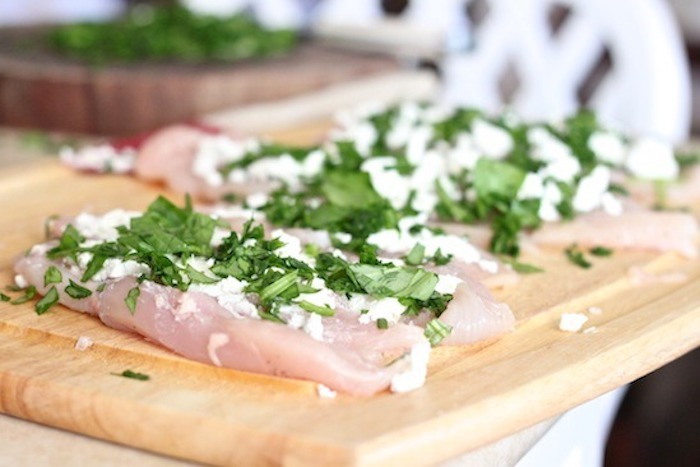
[113,369,150,381]
[125,286,140,314]
[405,243,425,266]
[65,280,93,299]
[298,300,335,317]
[44,266,63,286]
[0,292,9,302]
[589,246,613,257]
[565,244,592,269]
[96,283,106,293]
[376,318,388,329]
[424,319,453,346]
[10,285,37,305]
[500,257,544,274]
[35,286,59,315]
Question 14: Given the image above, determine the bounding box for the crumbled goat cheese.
[361,157,412,210]
[14,274,28,289]
[60,145,135,174]
[190,277,259,319]
[74,209,140,242]
[352,296,406,325]
[572,166,612,213]
[588,131,626,166]
[74,335,94,351]
[317,384,338,399]
[303,313,325,341]
[625,138,679,181]
[435,274,463,294]
[390,341,431,393]
[406,125,434,165]
[558,313,589,332]
[446,133,481,171]
[245,192,269,209]
[471,119,513,160]
[517,172,545,200]
[601,192,623,216]
[271,229,314,263]
[192,136,251,187]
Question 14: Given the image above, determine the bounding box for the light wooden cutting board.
[1,149,699,465]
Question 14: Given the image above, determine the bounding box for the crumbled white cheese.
[471,119,513,160]
[588,131,626,166]
[74,209,140,242]
[14,274,28,289]
[625,138,679,181]
[190,277,259,319]
[435,274,463,294]
[316,384,337,399]
[361,157,412,210]
[59,145,135,174]
[405,125,434,165]
[572,166,611,213]
[538,200,561,222]
[74,335,94,351]
[245,192,269,209]
[390,341,431,393]
[601,192,623,216]
[517,172,545,200]
[558,313,589,332]
[352,296,406,325]
[333,232,352,244]
[271,229,313,264]
[587,306,603,315]
[192,136,250,187]
[446,133,481,172]
[303,313,325,341]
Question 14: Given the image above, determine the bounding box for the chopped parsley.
[590,246,613,257]
[35,286,59,315]
[565,244,592,269]
[44,266,63,286]
[125,287,140,314]
[65,280,93,299]
[424,319,453,346]
[113,369,150,381]
[10,285,37,305]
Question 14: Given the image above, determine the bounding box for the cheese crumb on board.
[317,384,337,399]
[74,335,94,351]
[558,313,589,332]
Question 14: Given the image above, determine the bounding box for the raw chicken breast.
[15,250,429,396]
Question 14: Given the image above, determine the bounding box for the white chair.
[313,0,691,143]
[311,1,692,465]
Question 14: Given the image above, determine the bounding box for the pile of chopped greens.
[39,196,452,341]
[49,6,297,65]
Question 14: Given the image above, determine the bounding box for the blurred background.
[0,1,698,465]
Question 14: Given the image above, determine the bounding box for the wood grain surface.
[0,153,699,465]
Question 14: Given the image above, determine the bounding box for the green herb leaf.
[500,257,544,274]
[376,318,388,329]
[424,319,453,346]
[113,369,150,381]
[10,285,37,305]
[44,266,63,286]
[473,159,527,201]
[298,300,335,317]
[589,246,613,257]
[259,271,299,303]
[0,292,9,302]
[125,286,140,314]
[350,264,437,301]
[565,244,592,269]
[405,243,425,266]
[35,286,59,315]
[65,279,93,299]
